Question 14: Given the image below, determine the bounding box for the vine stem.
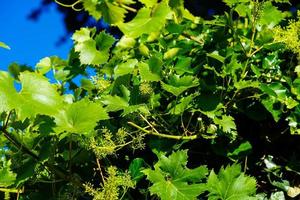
[118,3,137,12]
[96,158,105,183]
[127,121,198,140]
[69,134,73,174]
[181,32,203,45]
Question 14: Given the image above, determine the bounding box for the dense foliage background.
[1,0,300,199]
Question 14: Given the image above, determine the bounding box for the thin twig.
[96,158,105,183]
[139,114,160,135]
[127,121,198,140]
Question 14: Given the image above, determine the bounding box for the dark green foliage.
[0,0,300,199]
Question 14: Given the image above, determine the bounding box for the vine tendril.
[54,0,83,11]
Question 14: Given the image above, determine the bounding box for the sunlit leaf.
[55,98,109,134]
[118,1,171,38]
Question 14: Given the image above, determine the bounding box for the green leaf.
[206,164,257,200]
[139,0,157,7]
[129,158,146,182]
[139,62,161,82]
[0,71,19,112]
[292,78,300,100]
[101,95,129,112]
[168,94,195,115]
[287,106,300,135]
[82,0,102,20]
[222,0,249,7]
[270,191,285,200]
[261,97,282,122]
[55,98,109,134]
[81,78,95,91]
[259,1,284,27]
[0,71,63,119]
[114,59,138,77]
[0,41,10,50]
[118,1,171,38]
[161,75,199,96]
[0,160,17,187]
[18,72,64,120]
[35,57,52,74]
[235,3,249,17]
[143,150,208,200]
[82,0,131,23]
[95,31,116,51]
[227,141,252,159]
[207,51,225,63]
[213,115,237,139]
[234,80,260,90]
[174,57,193,75]
[100,2,127,24]
[224,55,242,77]
[72,28,115,65]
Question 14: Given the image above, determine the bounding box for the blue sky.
[0,0,72,70]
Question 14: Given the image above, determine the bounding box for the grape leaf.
[168,94,195,115]
[82,0,102,20]
[101,95,129,112]
[114,59,138,77]
[35,57,52,74]
[222,0,249,7]
[100,2,127,24]
[0,160,17,187]
[287,106,300,135]
[161,75,199,96]
[54,98,109,134]
[72,28,115,65]
[139,0,157,7]
[213,115,237,139]
[129,158,146,182]
[206,164,257,200]
[139,62,161,82]
[18,72,64,120]
[0,71,64,119]
[143,150,208,200]
[118,1,171,38]
[259,1,284,27]
[82,0,131,24]
[0,71,19,112]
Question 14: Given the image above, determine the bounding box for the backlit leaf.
[55,98,109,134]
[72,28,115,65]
[118,1,171,38]
[18,72,63,120]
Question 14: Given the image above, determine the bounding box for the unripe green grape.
[139,44,149,56]
[147,32,160,42]
[117,36,136,49]
[164,48,180,60]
